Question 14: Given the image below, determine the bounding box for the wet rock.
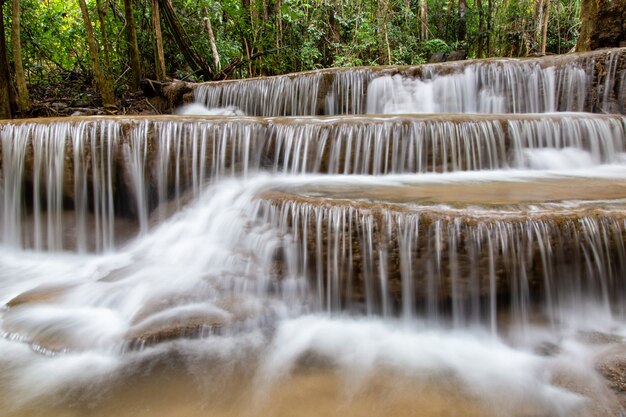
[141,79,195,112]
[125,310,230,348]
[258,189,626,313]
[578,331,625,345]
[429,52,447,63]
[1,306,89,354]
[534,341,561,357]
[5,284,74,308]
[71,100,91,107]
[446,50,467,61]
[599,359,626,395]
[597,346,626,410]
[51,102,68,110]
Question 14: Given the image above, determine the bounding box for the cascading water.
[195,48,625,116]
[1,50,626,417]
[2,113,624,251]
[365,61,590,114]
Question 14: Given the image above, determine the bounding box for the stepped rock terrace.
[258,175,626,322]
[1,49,626,417]
[1,113,625,251]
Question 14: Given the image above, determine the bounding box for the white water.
[0,172,624,416]
[366,63,587,114]
[176,103,246,116]
[520,147,597,169]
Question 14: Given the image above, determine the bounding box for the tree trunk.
[11,0,29,113]
[458,0,467,43]
[477,0,484,57]
[77,0,117,111]
[377,0,391,65]
[576,0,626,51]
[158,0,213,78]
[420,0,428,41]
[241,0,253,76]
[152,0,166,80]
[533,0,542,44]
[95,0,111,70]
[0,0,13,118]
[123,0,142,91]
[276,0,284,48]
[203,7,221,71]
[576,0,596,51]
[487,0,493,55]
[540,0,551,54]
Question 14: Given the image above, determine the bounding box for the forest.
[0,0,612,118]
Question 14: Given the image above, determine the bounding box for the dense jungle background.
[0,0,623,118]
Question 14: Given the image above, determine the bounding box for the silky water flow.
[0,49,626,417]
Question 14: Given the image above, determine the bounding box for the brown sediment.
[0,366,514,417]
[0,359,619,417]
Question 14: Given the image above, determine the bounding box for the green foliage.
[15,0,88,82]
[4,0,584,97]
[546,0,582,53]
[419,39,452,58]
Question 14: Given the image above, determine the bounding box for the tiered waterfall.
[0,48,625,417]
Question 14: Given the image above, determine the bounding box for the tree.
[12,0,29,113]
[576,0,595,51]
[576,0,626,51]
[477,0,484,57]
[77,0,117,111]
[241,0,253,75]
[458,0,467,43]
[541,0,550,54]
[0,0,593,112]
[95,0,112,71]
[486,0,493,55]
[420,0,428,40]
[0,0,13,118]
[533,0,551,54]
[123,0,142,91]
[203,6,221,71]
[152,0,166,80]
[158,0,213,78]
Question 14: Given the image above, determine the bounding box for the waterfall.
[1,120,122,252]
[256,194,626,330]
[195,48,626,116]
[1,113,625,251]
[194,72,324,116]
[1,50,626,417]
[366,62,588,114]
